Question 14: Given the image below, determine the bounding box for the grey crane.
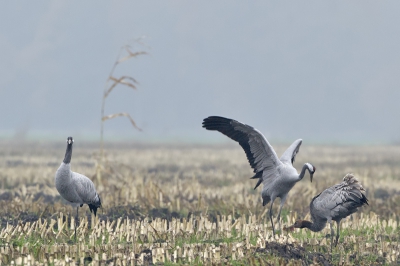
[55,136,101,241]
[287,173,368,251]
[202,116,316,236]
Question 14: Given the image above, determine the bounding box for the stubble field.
[0,141,399,265]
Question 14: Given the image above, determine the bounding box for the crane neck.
[63,143,73,164]
[298,163,310,180]
[300,220,326,232]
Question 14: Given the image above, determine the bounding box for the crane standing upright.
[202,116,316,236]
[55,137,102,241]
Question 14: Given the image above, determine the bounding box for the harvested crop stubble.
[0,212,398,265]
[0,142,400,265]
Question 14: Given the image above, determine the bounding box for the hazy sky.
[1,1,400,144]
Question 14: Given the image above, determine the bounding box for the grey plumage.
[55,136,101,240]
[290,173,368,251]
[202,116,316,236]
[55,166,101,214]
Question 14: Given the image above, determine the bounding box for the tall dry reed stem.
[98,42,147,183]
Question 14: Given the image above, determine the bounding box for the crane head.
[305,163,316,182]
[283,226,295,232]
[66,136,74,145]
[283,220,306,232]
[292,220,304,228]
[288,219,312,230]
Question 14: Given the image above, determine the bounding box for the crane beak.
[283,225,295,232]
[310,173,313,183]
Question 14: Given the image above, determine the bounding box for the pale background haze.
[1,1,399,144]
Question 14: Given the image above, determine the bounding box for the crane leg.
[329,220,334,253]
[75,206,78,242]
[269,199,276,237]
[335,221,340,247]
[276,196,287,232]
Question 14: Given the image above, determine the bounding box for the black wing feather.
[202,116,281,176]
[203,116,261,172]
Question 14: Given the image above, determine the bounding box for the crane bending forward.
[202,116,316,236]
[288,173,368,251]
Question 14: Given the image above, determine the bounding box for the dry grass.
[0,141,399,265]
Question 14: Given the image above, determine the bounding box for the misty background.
[1,1,400,144]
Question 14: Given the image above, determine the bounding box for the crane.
[55,137,102,241]
[287,173,368,251]
[202,116,315,235]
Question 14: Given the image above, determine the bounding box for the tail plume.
[251,171,263,190]
[343,173,369,206]
[88,195,102,216]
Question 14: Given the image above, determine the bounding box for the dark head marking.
[293,220,307,228]
[66,136,74,145]
[311,164,316,174]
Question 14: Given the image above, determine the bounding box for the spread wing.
[280,139,302,164]
[202,116,282,176]
[311,174,368,221]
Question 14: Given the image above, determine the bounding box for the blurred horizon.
[2,1,400,145]
[0,127,398,145]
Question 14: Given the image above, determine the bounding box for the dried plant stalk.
[98,42,146,183]
[118,47,147,64]
[104,76,138,98]
[102,113,142,131]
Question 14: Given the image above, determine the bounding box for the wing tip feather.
[202,116,233,129]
